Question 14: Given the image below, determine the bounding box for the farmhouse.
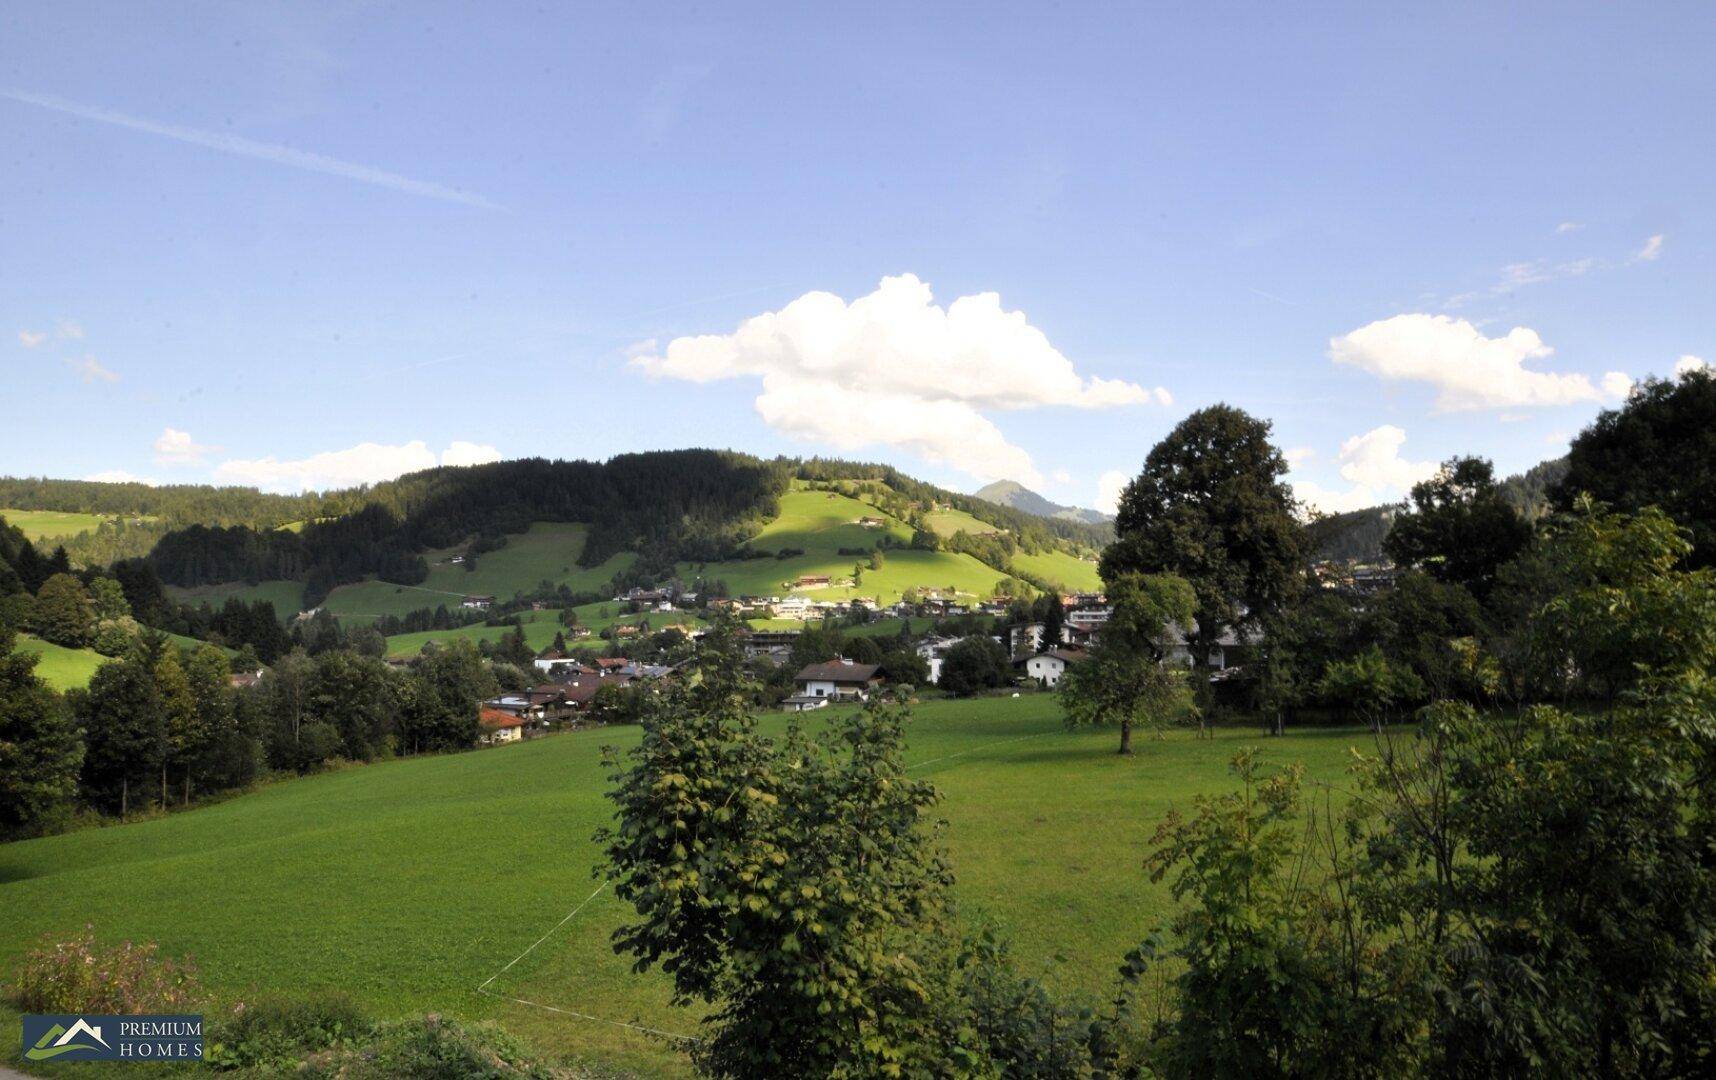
[857,516,887,528]
[461,595,494,610]
[1017,648,1087,688]
[794,574,831,588]
[479,708,525,745]
[793,658,882,701]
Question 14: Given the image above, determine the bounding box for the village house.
[793,658,883,702]
[479,708,525,745]
[229,669,265,690]
[1017,648,1086,688]
[1009,622,1048,656]
[794,574,832,588]
[771,595,813,620]
[532,648,590,675]
[461,595,494,610]
[915,635,963,685]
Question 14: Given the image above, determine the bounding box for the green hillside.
[324,523,635,621]
[17,632,237,692]
[0,696,1381,1076]
[677,485,1027,605]
[381,602,705,659]
[922,505,1000,537]
[1011,547,1104,593]
[16,634,104,691]
[0,508,112,542]
[167,579,308,618]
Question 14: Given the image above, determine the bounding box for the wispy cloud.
[66,354,118,383]
[1555,221,1583,234]
[1633,233,1665,262]
[17,330,47,348]
[3,89,498,209]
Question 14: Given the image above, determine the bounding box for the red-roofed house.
[479,708,525,745]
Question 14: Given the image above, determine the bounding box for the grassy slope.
[380,603,705,659]
[1011,548,1104,593]
[0,508,113,542]
[16,634,104,691]
[922,506,999,537]
[0,696,1381,1076]
[167,580,308,619]
[679,487,1024,605]
[324,523,635,621]
[17,633,235,692]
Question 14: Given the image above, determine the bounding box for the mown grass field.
[0,694,1385,1077]
[1012,547,1104,593]
[0,508,112,542]
[381,603,706,659]
[15,634,104,691]
[16,632,236,692]
[324,523,636,621]
[675,487,1025,605]
[166,580,308,619]
[922,505,1000,537]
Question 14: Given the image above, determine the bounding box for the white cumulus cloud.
[1096,469,1131,516]
[1329,313,1626,411]
[214,440,503,493]
[153,427,219,465]
[630,274,1168,486]
[440,440,503,467]
[1290,425,1437,515]
[1675,354,1709,377]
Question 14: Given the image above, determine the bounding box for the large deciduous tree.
[1557,367,1716,566]
[599,645,972,1077]
[1059,572,1197,752]
[1384,456,1531,600]
[1101,405,1304,670]
[33,572,95,648]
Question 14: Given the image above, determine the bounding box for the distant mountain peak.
[973,479,1112,525]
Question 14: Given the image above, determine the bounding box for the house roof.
[480,708,525,729]
[794,660,881,684]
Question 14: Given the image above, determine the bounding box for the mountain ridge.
[972,479,1113,526]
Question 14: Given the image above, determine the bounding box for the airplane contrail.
[3,89,499,209]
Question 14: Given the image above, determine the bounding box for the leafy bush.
[207,992,370,1072]
[299,1015,566,1079]
[16,927,200,1013]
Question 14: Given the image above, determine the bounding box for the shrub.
[300,1015,564,1079]
[16,927,200,1013]
[207,991,371,1072]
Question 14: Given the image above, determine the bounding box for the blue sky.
[2,2,1711,512]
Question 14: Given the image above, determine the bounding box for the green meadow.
[1011,547,1104,593]
[922,505,1000,537]
[0,508,112,542]
[0,694,1384,1076]
[323,522,635,621]
[15,634,105,691]
[16,632,235,692]
[677,486,1027,604]
[381,602,706,659]
[166,579,309,619]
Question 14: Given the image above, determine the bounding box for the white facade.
[1025,654,1069,686]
